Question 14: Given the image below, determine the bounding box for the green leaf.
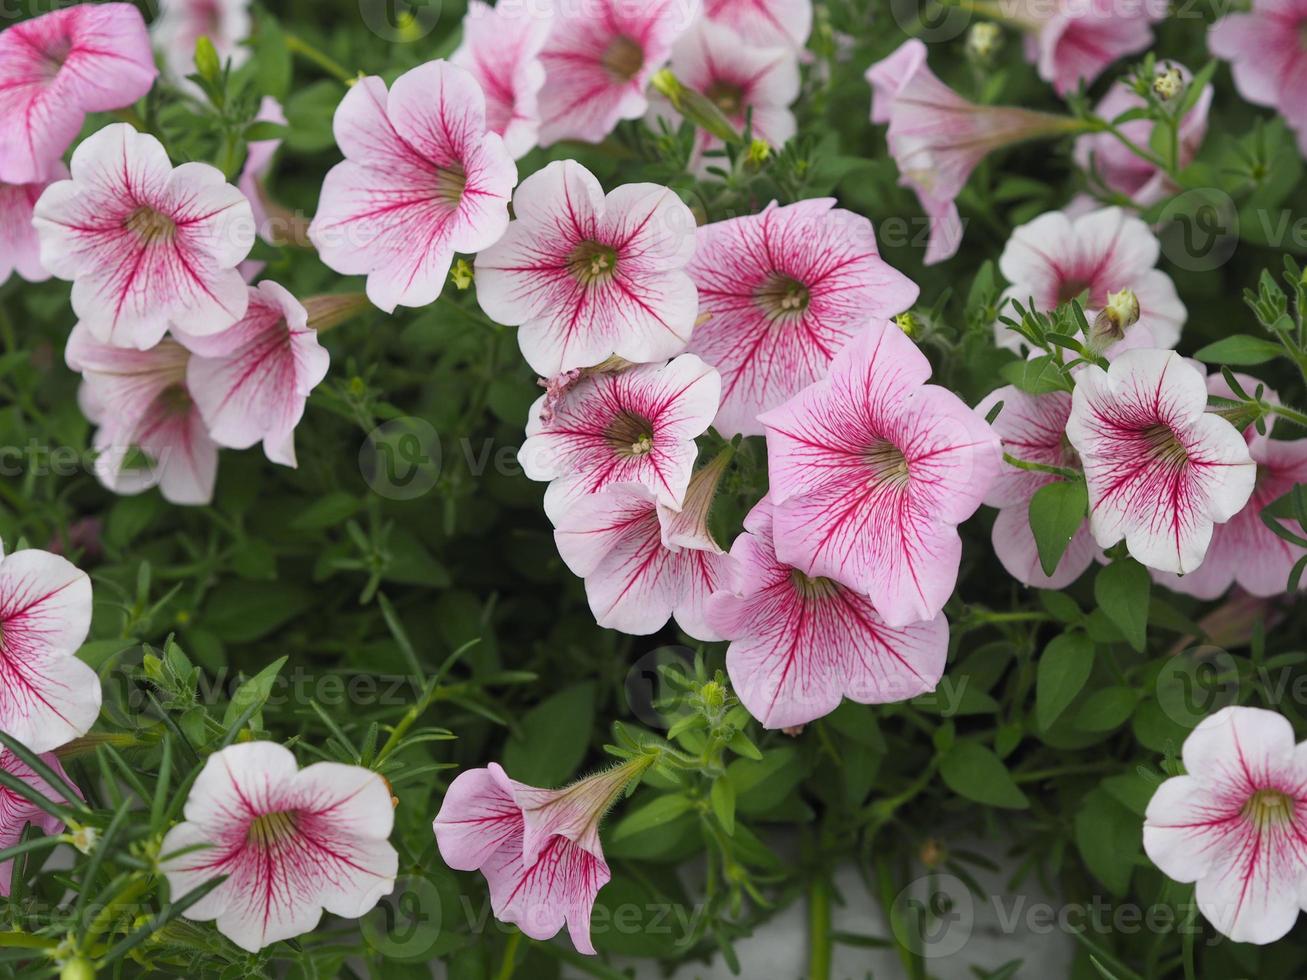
[1193,334,1284,366]
[609,793,694,842]
[710,776,735,835]
[204,581,313,643]
[222,656,288,730]
[502,682,595,786]
[1094,559,1150,652]
[289,491,361,531]
[1028,480,1088,576]
[939,742,1029,809]
[1073,686,1140,732]
[1075,787,1141,896]
[1036,632,1094,730]
[1001,355,1067,395]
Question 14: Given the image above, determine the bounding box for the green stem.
[1002,452,1081,480]
[285,34,355,85]
[495,930,522,980]
[1269,401,1307,431]
[807,875,833,980]
[0,932,57,949]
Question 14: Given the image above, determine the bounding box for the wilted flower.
[33,124,255,350]
[687,199,919,437]
[475,160,699,376]
[1065,349,1256,574]
[0,545,97,753]
[709,499,948,729]
[0,4,156,184]
[1145,706,1307,944]
[1210,0,1307,155]
[0,750,78,896]
[434,758,650,954]
[760,320,1002,626]
[160,742,398,953]
[519,354,721,524]
[308,60,517,314]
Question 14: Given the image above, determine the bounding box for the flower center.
[1243,788,1295,831]
[865,440,911,486]
[568,240,619,286]
[789,568,840,599]
[604,411,655,457]
[602,35,645,82]
[756,274,810,323]
[434,164,467,208]
[247,810,299,847]
[1057,277,1095,305]
[125,206,177,244]
[1142,424,1189,469]
[705,80,745,117]
[158,385,193,417]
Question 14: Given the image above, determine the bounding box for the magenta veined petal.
[0,748,77,895]
[160,742,398,953]
[703,0,813,50]
[0,168,65,285]
[0,545,97,754]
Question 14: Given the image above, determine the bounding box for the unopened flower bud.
[746,139,772,168]
[1153,67,1184,102]
[650,69,684,108]
[303,293,371,333]
[450,258,474,290]
[60,958,95,980]
[700,680,726,712]
[1092,288,1140,344]
[894,311,920,338]
[70,825,98,855]
[966,23,1003,63]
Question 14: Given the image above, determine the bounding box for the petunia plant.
[2,0,1307,977]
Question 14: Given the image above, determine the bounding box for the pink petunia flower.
[703,0,812,50]
[866,39,1083,265]
[0,4,157,184]
[1,167,65,285]
[708,499,948,729]
[0,544,97,754]
[174,281,330,468]
[1009,0,1168,96]
[1154,374,1307,599]
[160,742,398,953]
[687,198,919,437]
[1065,349,1256,575]
[239,97,287,245]
[308,60,517,315]
[1074,64,1213,209]
[0,749,76,896]
[33,124,254,350]
[66,326,219,507]
[995,208,1186,352]
[151,0,252,88]
[434,758,648,954]
[451,0,552,160]
[1210,0,1307,156]
[475,160,699,376]
[1144,706,1307,944]
[759,320,1002,627]
[519,354,721,524]
[653,19,800,172]
[554,452,733,638]
[975,385,1098,589]
[537,0,699,145]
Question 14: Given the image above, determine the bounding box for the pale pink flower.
[687,198,919,437]
[866,40,1081,265]
[451,0,552,159]
[1144,706,1307,945]
[1074,63,1212,208]
[174,281,330,468]
[1,168,65,285]
[1210,0,1307,155]
[434,759,647,954]
[152,0,252,87]
[239,97,287,245]
[32,124,254,350]
[475,160,699,376]
[160,742,397,953]
[554,453,732,637]
[0,544,97,754]
[66,326,219,506]
[995,208,1186,352]
[975,385,1098,589]
[654,19,800,171]
[521,354,720,523]
[708,499,948,729]
[759,321,1002,627]
[703,0,812,50]
[537,0,699,145]
[0,749,76,896]
[308,60,516,314]
[0,4,156,184]
[1010,0,1167,96]
[1065,349,1256,575]
[1154,375,1307,599]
